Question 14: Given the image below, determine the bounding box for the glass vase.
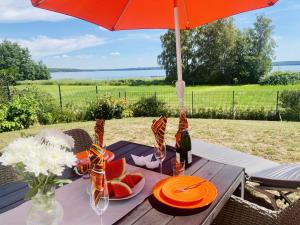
[26,188,63,225]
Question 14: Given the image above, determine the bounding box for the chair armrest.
[213,195,278,225]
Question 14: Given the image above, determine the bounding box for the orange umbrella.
[31,0,278,112]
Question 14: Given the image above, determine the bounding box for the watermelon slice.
[129,173,144,185]
[111,181,133,198]
[120,173,135,188]
[107,181,114,197]
[106,158,126,181]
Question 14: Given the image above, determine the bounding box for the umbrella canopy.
[31,0,278,112]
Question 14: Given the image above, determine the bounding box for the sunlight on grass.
[1,118,299,164]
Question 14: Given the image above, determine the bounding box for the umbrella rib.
[182,0,190,29]
[112,0,132,31]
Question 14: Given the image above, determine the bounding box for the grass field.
[1,118,299,164]
[14,83,300,111]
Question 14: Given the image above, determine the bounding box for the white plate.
[110,177,146,201]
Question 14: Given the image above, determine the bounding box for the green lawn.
[1,118,299,164]
[14,83,300,111]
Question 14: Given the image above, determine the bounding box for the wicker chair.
[213,195,300,225]
[62,129,93,180]
[0,162,17,186]
[0,151,18,186]
[64,128,93,153]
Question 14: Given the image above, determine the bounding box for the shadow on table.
[148,194,210,216]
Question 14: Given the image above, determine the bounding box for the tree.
[159,19,240,84]
[0,40,51,83]
[158,15,276,85]
[245,15,276,83]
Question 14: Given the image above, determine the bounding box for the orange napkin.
[151,116,167,151]
[89,144,106,205]
[175,112,189,148]
[95,119,105,147]
[75,144,106,175]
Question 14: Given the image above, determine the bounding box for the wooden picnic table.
[107,141,245,225]
[0,140,245,225]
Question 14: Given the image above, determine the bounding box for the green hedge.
[85,94,132,120]
[259,71,300,85]
[132,96,170,117]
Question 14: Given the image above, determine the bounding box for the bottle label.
[188,151,192,164]
[176,152,180,162]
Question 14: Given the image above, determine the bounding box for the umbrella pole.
[174,2,185,114]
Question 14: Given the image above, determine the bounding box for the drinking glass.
[153,144,167,174]
[171,158,185,176]
[90,172,109,225]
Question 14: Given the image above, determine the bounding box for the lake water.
[50,65,300,80]
[51,69,166,80]
[272,65,300,72]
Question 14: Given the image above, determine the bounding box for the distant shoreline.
[50,62,300,73]
[50,66,163,73]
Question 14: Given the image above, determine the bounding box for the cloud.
[8,35,106,58]
[110,52,120,56]
[0,0,69,23]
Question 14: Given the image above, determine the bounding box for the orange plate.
[104,150,115,162]
[153,178,218,209]
[161,176,207,204]
[76,151,89,160]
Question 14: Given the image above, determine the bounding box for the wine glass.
[153,144,167,174]
[90,172,109,225]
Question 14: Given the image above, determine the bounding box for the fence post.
[96,85,98,94]
[119,91,121,98]
[6,83,11,101]
[276,91,279,116]
[124,91,127,100]
[58,84,62,111]
[154,91,157,104]
[191,91,194,115]
[232,90,235,119]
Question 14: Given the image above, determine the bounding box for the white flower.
[0,131,76,177]
[36,129,75,150]
[0,137,41,166]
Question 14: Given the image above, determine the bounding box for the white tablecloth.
[0,165,168,225]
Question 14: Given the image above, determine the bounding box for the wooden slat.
[0,182,28,214]
[167,165,243,225]
[106,140,129,152]
[113,143,142,159]
[132,205,173,225]
[0,181,27,198]
[115,200,152,225]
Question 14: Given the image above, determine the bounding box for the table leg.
[241,172,245,199]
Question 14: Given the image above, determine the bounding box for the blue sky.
[0,0,299,69]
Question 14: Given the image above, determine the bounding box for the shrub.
[279,90,300,121]
[85,95,131,120]
[12,86,60,125]
[0,95,38,132]
[259,71,300,85]
[132,96,170,117]
[187,107,277,121]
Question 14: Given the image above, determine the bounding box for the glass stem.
[160,161,162,174]
[100,214,103,225]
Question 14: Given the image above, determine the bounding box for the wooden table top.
[106,141,245,225]
[0,140,244,225]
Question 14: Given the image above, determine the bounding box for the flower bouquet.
[0,129,76,225]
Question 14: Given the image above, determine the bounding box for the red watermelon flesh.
[120,174,135,188]
[107,181,114,197]
[106,158,126,181]
[111,181,133,198]
[129,173,144,185]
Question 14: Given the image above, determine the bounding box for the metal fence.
[2,84,290,115]
[23,84,284,115]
